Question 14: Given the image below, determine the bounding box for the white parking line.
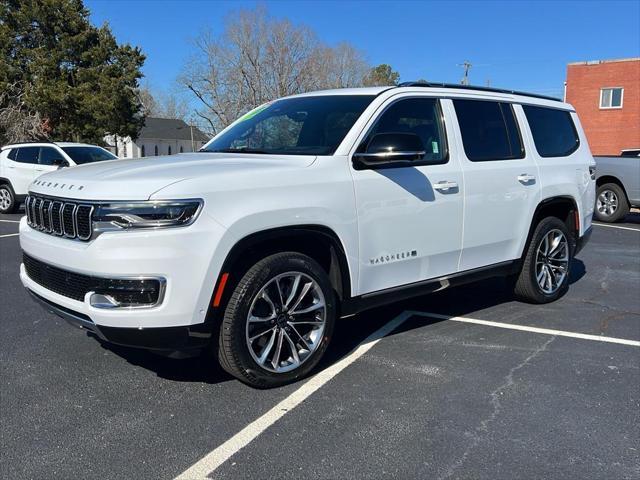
[0,219,20,223]
[592,222,640,232]
[409,311,640,347]
[174,311,413,480]
[0,233,19,238]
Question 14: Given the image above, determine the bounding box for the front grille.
[23,253,162,305]
[25,195,93,241]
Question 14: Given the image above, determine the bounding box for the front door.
[350,96,464,295]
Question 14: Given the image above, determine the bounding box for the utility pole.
[458,60,472,85]
[190,123,194,152]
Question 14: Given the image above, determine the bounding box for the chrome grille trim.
[25,194,93,241]
[62,203,77,238]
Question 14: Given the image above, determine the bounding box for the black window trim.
[351,95,450,170]
[452,98,526,163]
[522,104,581,158]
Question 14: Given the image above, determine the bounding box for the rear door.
[6,147,40,195]
[450,99,541,271]
[350,95,465,294]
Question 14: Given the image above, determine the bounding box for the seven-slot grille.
[25,195,93,240]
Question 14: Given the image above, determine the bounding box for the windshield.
[62,146,118,164]
[202,95,375,156]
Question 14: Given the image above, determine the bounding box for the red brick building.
[565,58,640,156]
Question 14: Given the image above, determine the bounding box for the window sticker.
[237,102,271,123]
[432,141,439,154]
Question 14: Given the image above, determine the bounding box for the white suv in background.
[19,83,595,388]
[0,142,117,213]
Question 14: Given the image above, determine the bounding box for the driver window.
[359,98,448,164]
[38,147,65,166]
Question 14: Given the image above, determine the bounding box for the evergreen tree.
[362,64,401,87]
[0,0,145,143]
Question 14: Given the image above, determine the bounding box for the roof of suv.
[289,82,565,105]
[1,141,101,150]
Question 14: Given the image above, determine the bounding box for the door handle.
[517,174,536,184]
[433,180,458,192]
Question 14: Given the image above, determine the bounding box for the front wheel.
[218,252,336,388]
[513,217,572,304]
[0,184,17,214]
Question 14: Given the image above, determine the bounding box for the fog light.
[87,278,166,309]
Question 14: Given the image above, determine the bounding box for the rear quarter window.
[522,105,579,158]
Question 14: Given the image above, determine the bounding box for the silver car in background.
[594,149,640,222]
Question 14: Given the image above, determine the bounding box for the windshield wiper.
[209,147,270,154]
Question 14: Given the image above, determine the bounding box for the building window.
[168,145,172,155]
[600,87,623,109]
[154,145,158,156]
[141,145,145,157]
[180,145,184,153]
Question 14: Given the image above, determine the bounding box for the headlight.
[93,200,203,230]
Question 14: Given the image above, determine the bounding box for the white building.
[106,117,209,158]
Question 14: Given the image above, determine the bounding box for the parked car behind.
[0,142,118,213]
[594,150,640,222]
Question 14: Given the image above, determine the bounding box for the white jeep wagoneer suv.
[19,83,595,387]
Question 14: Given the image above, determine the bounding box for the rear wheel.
[514,217,572,304]
[0,184,17,214]
[595,182,629,223]
[218,252,336,388]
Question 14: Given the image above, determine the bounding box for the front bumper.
[19,214,228,330]
[27,289,211,355]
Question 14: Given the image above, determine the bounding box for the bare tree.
[0,82,48,144]
[137,86,190,121]
[179,6,372,133]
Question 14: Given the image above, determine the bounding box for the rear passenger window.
[15,146,40,164]
[360,98,448,164]
[453,100,524,161]
[522,105,579,157]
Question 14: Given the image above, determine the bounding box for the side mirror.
[353,132,425,169]
[52,158,69,168]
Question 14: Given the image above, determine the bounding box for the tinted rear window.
[522,105,579,157]
[453,100,524,161]
[15,146,40,164]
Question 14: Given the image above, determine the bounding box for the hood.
[27,152,316,200]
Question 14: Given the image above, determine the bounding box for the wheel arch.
[522,195,580,258]
[596,175,629,200]
[214,224,353,310]
[0,177,13,188]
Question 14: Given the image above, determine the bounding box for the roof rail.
[1,140,56,148]
[397,81,562,102]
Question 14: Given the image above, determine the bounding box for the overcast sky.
[86,0,640,99]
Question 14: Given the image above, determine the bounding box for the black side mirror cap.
[353,132,425,169]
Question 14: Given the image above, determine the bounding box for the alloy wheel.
[535,229,569,295]
[245,271,326,373]
[0,188,10,211]
[597,189,618,217]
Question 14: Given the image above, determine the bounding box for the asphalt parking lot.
[1,210,639,480]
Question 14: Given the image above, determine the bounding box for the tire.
[218,252,336,388]
[0,183,17,214]
[595,182,629,223]
[513,217,572,304]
